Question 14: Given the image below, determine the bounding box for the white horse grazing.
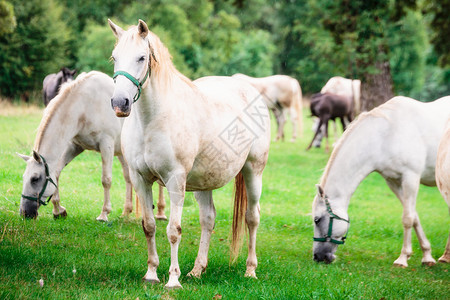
[436,118,450,263]
[312,96,450,267]
[18,71,166,221]
[232,73,303,142]
[108,19,270,289]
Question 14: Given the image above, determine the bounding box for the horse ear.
[138,19,149,38]
[108,19,124,39]
[16,153,31,162]
[70,69,77,76]
[316,184,324,198]
[32,150,42,163]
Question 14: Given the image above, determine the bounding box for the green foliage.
[388,11,428,96]
[75,22,116,74]
[0,0,448,100]
[0,1,16,36]
[0,0,72,98]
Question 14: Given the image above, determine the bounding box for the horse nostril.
[124,98,130,107]
[111,98,114,109]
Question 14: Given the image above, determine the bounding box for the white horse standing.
[232,73,303,142]
[108,19,270,289]
[312,96,450,267]
[18,71,166,221]
[436,118,450,263]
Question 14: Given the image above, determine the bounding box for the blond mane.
[146,30,195,89]
[34,71,98,151]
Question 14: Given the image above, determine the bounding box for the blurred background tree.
[0,0,448,106]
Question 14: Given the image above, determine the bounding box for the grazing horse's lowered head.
[43,67,77,106]
[312,185,350,263]
[17,151,58,219]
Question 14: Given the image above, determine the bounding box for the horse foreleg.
[165,172,186,289]
[155,184,167,220]
[117,155,133,216]
[136,179,160,283]
[97,142,114,222]
[307,119,324,150]
[242,164,262,278]
[52,143,84,218]
[187,191,215,278]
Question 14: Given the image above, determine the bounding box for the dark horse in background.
[42,67,76,106]
[306,92,354,152]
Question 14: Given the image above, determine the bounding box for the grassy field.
[0,102,449,299]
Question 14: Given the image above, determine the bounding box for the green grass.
[1,104,449,299]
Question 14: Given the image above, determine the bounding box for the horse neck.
[138,69,196,120]
[321,120,379,210]
[34,96,81,170]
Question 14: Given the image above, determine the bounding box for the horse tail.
[292,79,303,138]
[231,171,247,263]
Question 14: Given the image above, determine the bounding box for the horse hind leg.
[155,184,167,220]
[387,176,435,267]
[241,163,263,279]
[438,233,450,263]
[187,191,216,278]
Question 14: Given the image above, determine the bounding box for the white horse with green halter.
[18,71,166,221]
[436,117,450,263]
[108,19,270,289]
[313,96,450,267]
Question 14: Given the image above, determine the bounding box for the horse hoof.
[143,278,160,284]
[422,261,436,267]
[53,210,67,219]
[244,271,257,279]
[155,215,167,221]
[164,281,182,290]
[96,216,108,222]
[393,262,408,268]
[438,255,450,263]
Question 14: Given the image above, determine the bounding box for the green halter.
[21,154,58,206]
[313,197,350,245]
[113,69,149,102]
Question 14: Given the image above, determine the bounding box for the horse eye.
[138,56,145,62]
[314,217,321,225]
[31,176,41,185]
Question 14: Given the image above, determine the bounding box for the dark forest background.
[0,0,449,109]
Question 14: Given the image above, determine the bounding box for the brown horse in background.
[307,92,354,152]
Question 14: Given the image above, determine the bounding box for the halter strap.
[113,68,149,103]
[313,197,350,245]
[21,154,58,206]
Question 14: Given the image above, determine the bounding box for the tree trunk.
[360,60,394,112]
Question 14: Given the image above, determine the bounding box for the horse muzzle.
[111,97,131,117]
[20,198,39,219]
[313,252,336,264]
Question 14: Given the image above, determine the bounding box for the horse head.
[17,151,58,219]
[108,19,155,117]
[61,67,76,83]
[312,185,350,263]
